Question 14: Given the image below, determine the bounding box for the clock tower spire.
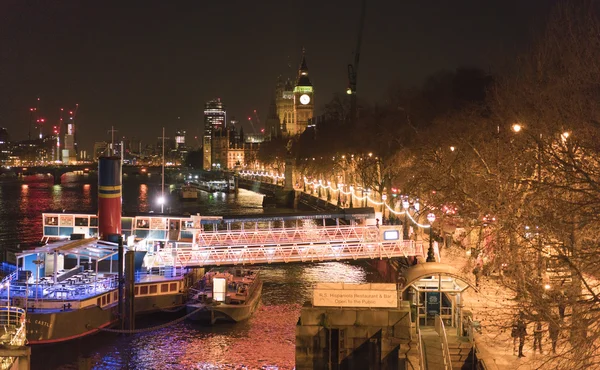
[292,47,314,136]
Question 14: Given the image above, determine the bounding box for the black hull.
[26,293,185,345]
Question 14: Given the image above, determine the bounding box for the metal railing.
[153,239,424,267]
[434,315,453,370]
[417,329,426,370]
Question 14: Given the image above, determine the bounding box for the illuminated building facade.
[203,98,226,170]
[62,110,77,164]
[270,49,314,138]
[292,50,314,135]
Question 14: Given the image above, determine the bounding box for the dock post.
[117,236,124,330]
[124,250,135,332]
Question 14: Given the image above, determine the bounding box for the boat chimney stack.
[98,156,122,240]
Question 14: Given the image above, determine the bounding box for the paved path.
[439,246,553,369]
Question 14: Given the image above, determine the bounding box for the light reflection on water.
[36,262,381,370]
[0,174,384,369]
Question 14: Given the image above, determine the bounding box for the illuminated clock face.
[300,94,311,105]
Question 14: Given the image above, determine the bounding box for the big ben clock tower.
[292,48,314,136]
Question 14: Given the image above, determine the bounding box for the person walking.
[513,313,528,357]
[548,319,560,354]
[533,321,544,353]
[557,292,566,320]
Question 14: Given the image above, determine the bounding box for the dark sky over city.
[0,0,556,152]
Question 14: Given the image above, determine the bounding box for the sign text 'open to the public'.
[313,289,398,308]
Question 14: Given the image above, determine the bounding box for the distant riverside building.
[267,48,315,139]
[175,129,186,148]
[62,111,77,164]
[203,98,226,170]
[245,133,265,143]
[93,142,108,160]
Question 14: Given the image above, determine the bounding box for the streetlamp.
[381,194,387,222]
[157,195,166,213]
[426,213,436,262]
[402,199,410,239]
[349,186,354,208]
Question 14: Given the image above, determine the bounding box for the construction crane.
[253,109,265,133]
[347,0,367,125]
[71,104,79,156]
[247,116,257,134]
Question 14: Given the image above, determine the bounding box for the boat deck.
[1,268,185,305]
[191,269,259,305]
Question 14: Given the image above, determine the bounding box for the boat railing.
[1,274,120,305]
[134,266,187,283]
[0,269,19,289]
[0,306,26,329]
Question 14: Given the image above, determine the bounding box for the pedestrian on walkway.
[472,265,481,287]
[557,291,566,320]
[533,321,544,353]
[548,319,560,354]
[512,313,527,357]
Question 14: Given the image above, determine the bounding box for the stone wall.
[296,303,412,369]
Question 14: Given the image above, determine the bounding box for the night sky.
[0,0,556,152]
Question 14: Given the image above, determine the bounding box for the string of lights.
[240,173,434,229]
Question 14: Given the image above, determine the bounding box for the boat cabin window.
[97,297,101,307]
[45,216,58,225]
[114,292,118,301]
[161,284,169,293]
[75,217,88,226]
[134,287,139,296]
[102,295,106,306]
[140,286,148,295]
[170,283,177,292]
[150,285,157,294]
[106,293,111,304]
[90,217,98,227]
[136,219,150,229]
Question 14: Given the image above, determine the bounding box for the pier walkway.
[39,211,424,267]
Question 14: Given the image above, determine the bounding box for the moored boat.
[186,268,262,324]
[1,238,188,345]
[180,182,199,200]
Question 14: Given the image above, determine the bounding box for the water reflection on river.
[0,174,383,369]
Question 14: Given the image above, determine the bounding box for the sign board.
[383,229,400,241]
[313,283,398,308]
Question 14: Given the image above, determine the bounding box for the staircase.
[445,332,474,370]
[398,326,474,370]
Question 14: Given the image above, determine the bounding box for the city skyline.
[1,0,556,153]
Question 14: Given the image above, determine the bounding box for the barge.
[186,268,262,324]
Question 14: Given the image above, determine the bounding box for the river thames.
[0,174,382,370]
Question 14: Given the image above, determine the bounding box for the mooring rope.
[93,306,203,334]
[154,304,188,313]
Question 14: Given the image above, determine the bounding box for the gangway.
[39,211,425,267]
[155,225,424,267]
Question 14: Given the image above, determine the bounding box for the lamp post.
[349,186,354,208]
[381,194,387,223]
[402,199,410,239]
[426,213,436,262]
